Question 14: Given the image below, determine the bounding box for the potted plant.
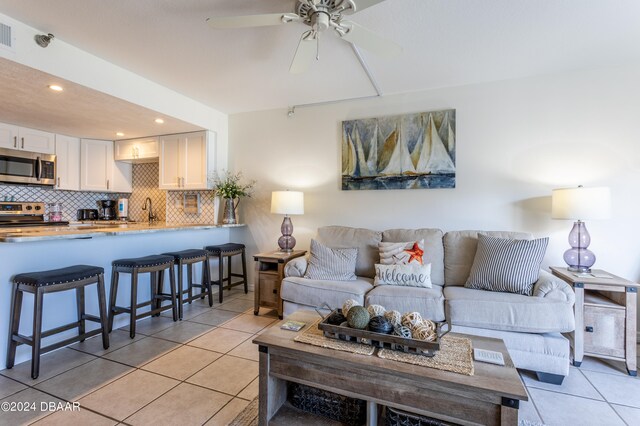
[210,171,256,224]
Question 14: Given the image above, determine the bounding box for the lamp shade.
[271,191,304,215]
[551,186,611,220]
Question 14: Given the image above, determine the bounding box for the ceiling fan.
[206,0,401,74]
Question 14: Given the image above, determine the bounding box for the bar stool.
[205,243,248,303]
[108,255,177,338]
[6,265,109,379]
[162,249,212,320]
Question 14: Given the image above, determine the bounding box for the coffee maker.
[99,200,116,220]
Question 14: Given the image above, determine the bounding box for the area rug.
[294,320,376,356]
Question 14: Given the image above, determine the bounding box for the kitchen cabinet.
[159,131,215,190]
[80,139,132,193]
[0,122,55,154]
[54,134,81,191]
[114,137,159,162]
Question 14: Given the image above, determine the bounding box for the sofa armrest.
[533,269,575,305]
[285,256,308,278]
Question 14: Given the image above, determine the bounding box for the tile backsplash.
[129,163,166,222]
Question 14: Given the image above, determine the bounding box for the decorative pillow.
[304,239,357,281]
[465,234,549,296]
[378,240,425,265]
[374,263,432,288]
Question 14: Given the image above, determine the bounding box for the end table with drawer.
[550,266,638,376]
[254,250,306,319]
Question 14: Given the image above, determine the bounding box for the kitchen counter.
[0,222,245,243]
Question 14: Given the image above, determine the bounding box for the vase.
[222,198,239,224]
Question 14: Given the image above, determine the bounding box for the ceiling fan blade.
[206,13,299,29]
[289,31,317,74]
[342,0,388,14]
[338,21,402,58]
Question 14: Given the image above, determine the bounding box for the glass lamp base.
[567,265,592,273]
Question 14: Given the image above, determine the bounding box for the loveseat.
[281,226,575,384]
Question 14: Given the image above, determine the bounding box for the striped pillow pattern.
[304,239,358,281]
[465,234,549,296]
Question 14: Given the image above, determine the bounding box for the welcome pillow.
[304,239,358,281]
[378,240,425,265]
[465,234,549,296]
[374,263,433,288]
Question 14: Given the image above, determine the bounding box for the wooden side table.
[550,266,638,376]
[253,250,306,319]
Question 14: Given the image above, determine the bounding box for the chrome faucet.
[142,197,157,223]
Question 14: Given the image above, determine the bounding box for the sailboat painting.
[342,109,456,190]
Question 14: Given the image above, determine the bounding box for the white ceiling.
[0,0,639,114]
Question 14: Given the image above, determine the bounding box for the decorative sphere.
[342,299,361,316]
[384,310,402,328]
[412,325,435,341]
[393,325,413,339]
[368,316,393,334]
[346,306,370,329]
[327,312,346,325]
[401,312,423,328]
[367,304,387,318]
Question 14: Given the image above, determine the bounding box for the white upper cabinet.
[159,131,215,190]
[114,137,159,163]
[0,122,55,154]
[80,139,132,193]
[112,161,133,193]
[55,134,81,191]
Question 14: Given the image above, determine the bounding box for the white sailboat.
[353,126,371,177]
[447,121,456,158]
[410,124,425,169]
[380,123,416,175]
[416,114,455,174]
[342,132,357,176]
[366,123,378,175]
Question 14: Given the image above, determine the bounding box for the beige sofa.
[281,226,575,384]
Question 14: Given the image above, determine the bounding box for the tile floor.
[0,288,638,426]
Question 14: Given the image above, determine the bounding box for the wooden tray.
[317,308,450,357]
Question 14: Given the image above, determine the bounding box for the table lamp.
[551,186,611,272]
[271,191,304,252]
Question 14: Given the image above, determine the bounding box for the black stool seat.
[162,249,208,261]
[14,265,104,287]
[112,255,174,268]
[205,243,245,255]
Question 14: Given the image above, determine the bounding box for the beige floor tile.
[188,328,253,353]
[0,388,63,425]
[32,408,117,426]
[583,369,640,407]
[161,302,211,320]
[227,337,259,362]
[69,329,143,356]
[204,398,251,426]
[216,298,255,313]
[0,348,95,385]
[141,345,222,381]
[119,316,176,336]
[187,309,240,326]
[125,383,232,426]
[35,358,133,401]
[102,337,179,367]
[529,387,625,426]
[0,375,27,399]
[151,320,213,343]
[78,370,178,421]
[521,368,602,400]
[221,314,276,334]
[237,377,259,401]
[612,404,640,425]
[187,355,258,395]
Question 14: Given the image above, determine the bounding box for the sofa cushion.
[281,276,373,310]
[381,229,444,286]
[317,226,382,278]
[444,286,575,333]
[443,230,532,286]
[304,239,357,281]
[365,285,445,321]
[465,234,548,296]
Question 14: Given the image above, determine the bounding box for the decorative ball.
[368,316,393,334]
[401,312,423,328]
[367,304,386,318]
[393,325,413,339]
[412,325,435,341]
[339,321,349,328]
[342,299,361,317]
[384,310,402,328]
[327,311,347,325]
[346,306,370,329]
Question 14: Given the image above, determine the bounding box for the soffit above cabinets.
[0,58,203,140]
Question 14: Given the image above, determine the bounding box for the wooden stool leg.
[31,288,44,379]
[169,263,178,322]
[96,274,110,350]
[218,254,224,303]
[76,286,86,342]
[204,258,213,307]
[150,271,157,314]
[6,283,23,369]
[157,269,165,314]
[241,250,248,294]
[129,270,138,339]
[179,262,186,320]
[108,268,119,332]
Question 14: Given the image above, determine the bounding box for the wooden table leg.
[573,284,585,366]
[258,346,286,425]
[626,288,637,376]
[500,404,518,426]
[254,261,261,315]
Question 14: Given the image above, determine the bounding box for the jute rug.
[294,320,376,356]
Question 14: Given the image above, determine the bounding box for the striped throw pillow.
[465,234,548,295]
[304,239,358,281]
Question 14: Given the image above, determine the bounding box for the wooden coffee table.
[253,311,527,426]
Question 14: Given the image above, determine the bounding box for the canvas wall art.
[342,109,456,190]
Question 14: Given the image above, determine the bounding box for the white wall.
[229,64,640,288]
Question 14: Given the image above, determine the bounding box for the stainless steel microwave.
[0,147,56,186]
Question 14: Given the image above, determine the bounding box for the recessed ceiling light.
[48,85,63,92]
[154,118,164,124]
[116,132,125,137]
